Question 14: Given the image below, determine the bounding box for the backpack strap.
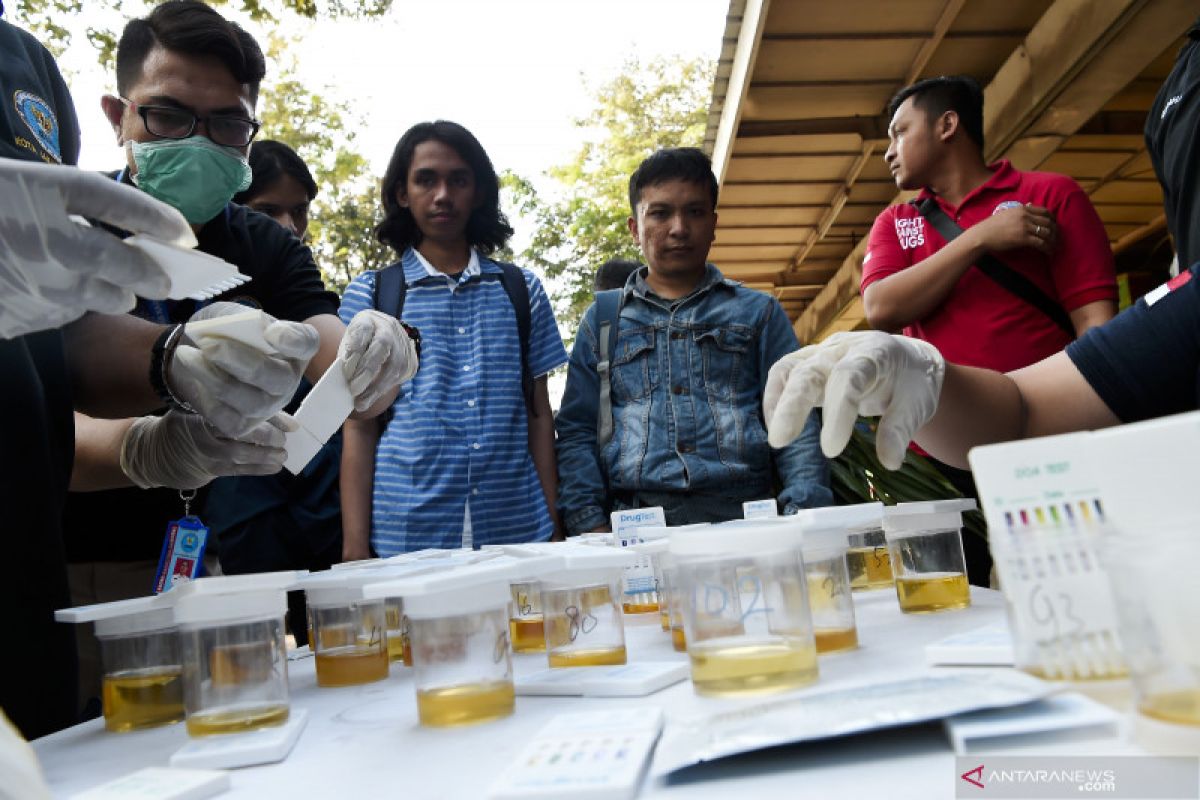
[912,197,1076,338]
[494,261,536,417]
[593,289,622,449]
[372,261,408,320]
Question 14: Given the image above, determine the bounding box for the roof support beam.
[905,0,968,85]
[711,0,772,184]
[787,141,876,272]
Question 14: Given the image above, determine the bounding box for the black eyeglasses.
[121,98,260,148]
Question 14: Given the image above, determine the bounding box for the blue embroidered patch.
[14,89,60,162]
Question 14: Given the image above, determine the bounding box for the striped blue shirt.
[339,248,568,555]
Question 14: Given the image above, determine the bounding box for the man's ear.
[937,110,960,144]
[395,186,410,209]
[627,215,640,247]
[100,95,125,142]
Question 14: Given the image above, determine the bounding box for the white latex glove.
[0,711,50,800]
[119,410,294,489]
[763,331,946,470]
[0,158,194,340]
[169,302,320,437]
[338,309,419,412]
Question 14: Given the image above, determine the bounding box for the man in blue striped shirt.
[340,121,568,556]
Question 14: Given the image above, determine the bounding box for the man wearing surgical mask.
[63,0,417,717]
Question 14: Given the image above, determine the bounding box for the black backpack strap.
[913,197,1076,338]
[372,262,408,320]
[494,261,536,417]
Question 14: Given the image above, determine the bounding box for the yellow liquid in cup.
[846,546,894,590]
[895,572,970,613]
[101,666,184,732]
[547,646,628,668]
[659,610,671,631]
[416,681,515,727]
[386,632,406,663]
[814,627,859,653]
[314,646,388,687]
[1139,689,1200,726]
[689,637,818,696]
[186,704,289,737]
[622,600,659,614]
[509,617,546,653]
[671,626,687,652]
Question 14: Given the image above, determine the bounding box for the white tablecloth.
[33,588,1148,798]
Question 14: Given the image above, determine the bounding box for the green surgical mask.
[129,136,252,224]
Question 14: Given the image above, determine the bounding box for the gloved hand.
[169,302,320,437]
[763,331,946,470]
[338,309,419,412]
[119,410,294,489]
[0,158,194,340]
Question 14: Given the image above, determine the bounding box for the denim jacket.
[555,264,831,535]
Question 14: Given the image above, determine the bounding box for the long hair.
[375,120,513,256]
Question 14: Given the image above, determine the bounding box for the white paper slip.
[516,662,689,697]
[170,709,307,770]
[742,499,779,519]
[286,644,313,661]
[124,235,249,301]
[488,708,664,800]
[70,767,230,800]
[292,360,354,444]
[652,670,1052,776]
[945,692,1120,754]
[283,422,324,475]
[925,621,1016,666]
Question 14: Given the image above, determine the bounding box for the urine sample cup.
[509,581,546,653]
[660,557,687,651]
[1105,527,1200,726]
[405,582,515,727]
[884,501,973,614]
[800,527,858,653]
[542,567,628,667]
[385,599,411,665]
[671,524,818,696]
[303,574,389,688]
[57,595,183,733]
[792,503,886,592]
[171,573,299,737]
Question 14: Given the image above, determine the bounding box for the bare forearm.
[527,379,563,540]
[340,416,379,560]
[864,233,984,331]
[71,413,136,491]
[913,364,1026,469]
[63,313,165,417]
[914,351,1119,468]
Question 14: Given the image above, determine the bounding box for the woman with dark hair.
[339,120,567,557]
[234,139,317,238]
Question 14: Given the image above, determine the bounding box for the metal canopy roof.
[703,0,1193,343]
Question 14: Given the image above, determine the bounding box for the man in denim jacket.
[556,148,831,534]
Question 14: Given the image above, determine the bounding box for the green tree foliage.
[506,56,714,329]
[14,0,391,63]
[257,35,391,292]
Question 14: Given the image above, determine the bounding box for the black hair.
[594,259,641,292]
[116,0,267,102]
[628,147,719,215]
[234,140,317,205]
[888,75,985,153]
[376,120,513,256]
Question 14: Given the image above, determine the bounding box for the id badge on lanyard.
[153,489,210,594]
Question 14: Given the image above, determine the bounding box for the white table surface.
[33,588,1156,799]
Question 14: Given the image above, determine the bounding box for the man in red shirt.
[861,75,1117,582]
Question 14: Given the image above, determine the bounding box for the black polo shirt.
[1067,262,1200,423]
[0,17,82,738]
[1146,17,1200,271]
[64,191,339,564]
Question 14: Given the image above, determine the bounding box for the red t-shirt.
[860,160,1117,374]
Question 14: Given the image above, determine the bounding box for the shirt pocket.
[610,327,658,402]
[696,325,753,401]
